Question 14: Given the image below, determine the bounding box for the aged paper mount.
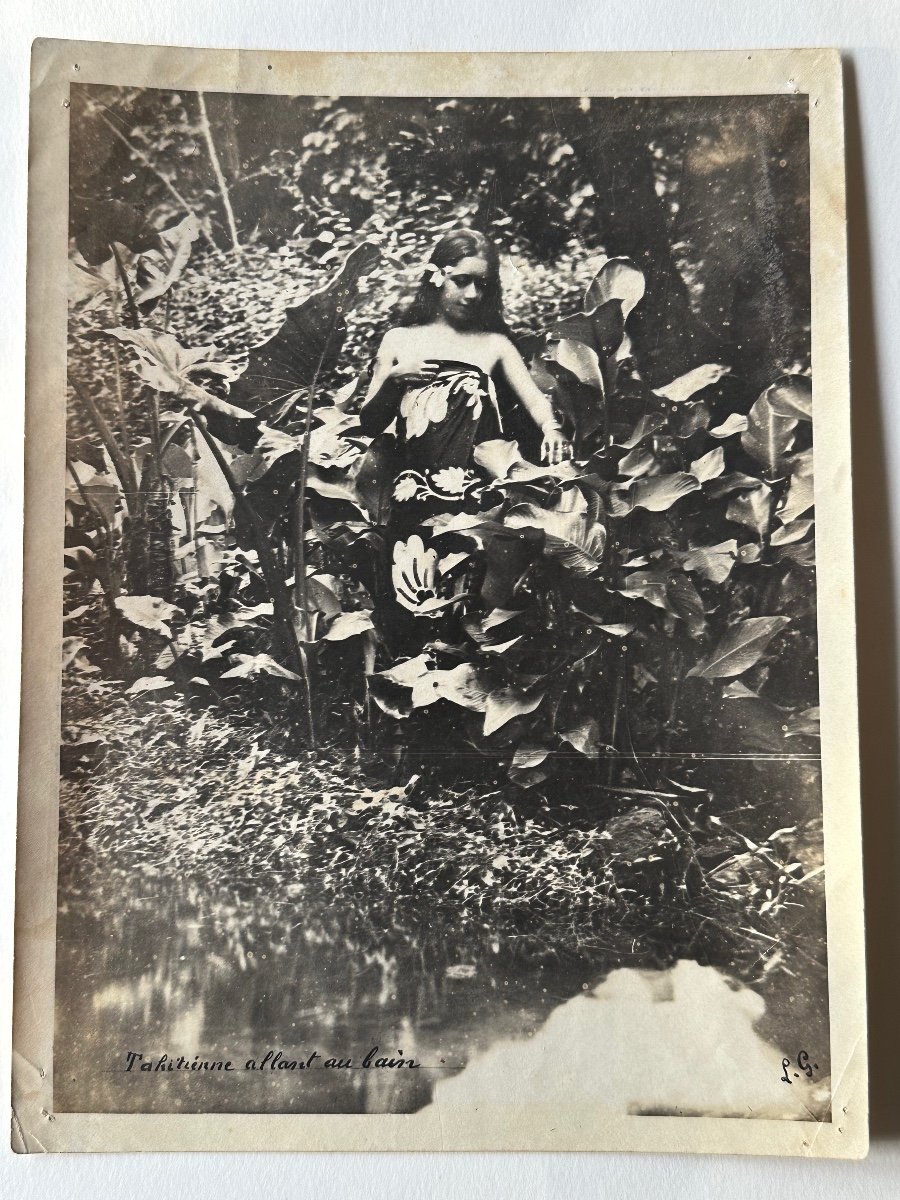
[14,42,866,1155]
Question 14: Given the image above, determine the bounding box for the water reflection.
[55,861,828,1120]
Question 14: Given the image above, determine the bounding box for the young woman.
[359,229,573,495]
[356,230,573,638]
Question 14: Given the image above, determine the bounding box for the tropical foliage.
[62,86,822,990]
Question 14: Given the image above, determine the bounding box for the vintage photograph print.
[14,45,866,1155]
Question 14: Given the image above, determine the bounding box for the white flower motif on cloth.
[400,381,449,439]
[392,467,483,504]
[431,467,470,495]
[399,370,489,439]
[391,534,461,617]
[392,474,421,502]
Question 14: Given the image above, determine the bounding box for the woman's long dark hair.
[396,229,512,336]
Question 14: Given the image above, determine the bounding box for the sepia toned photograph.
[14,43,866,1155]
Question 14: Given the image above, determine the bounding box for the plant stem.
[69,376,139,512]
[196,91,243,256]
[293,340,332,636]
[110,241,140,329]
[193,414,316,747]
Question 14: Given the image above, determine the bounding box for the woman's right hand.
[387,357,441,387]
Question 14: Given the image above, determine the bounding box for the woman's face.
[437,254,490,327]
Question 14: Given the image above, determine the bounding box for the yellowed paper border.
[13,41,867,1156]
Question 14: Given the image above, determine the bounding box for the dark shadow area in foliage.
[844,58,900,1141]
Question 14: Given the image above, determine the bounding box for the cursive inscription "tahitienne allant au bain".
[123,1048,422,1073]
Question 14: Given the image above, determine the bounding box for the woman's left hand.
[541,425,574,466]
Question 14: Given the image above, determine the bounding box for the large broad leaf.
[559,717,602,759]
[549,338,604,393]
[678,540,739,584]
[653,363,730,405]
[322,610,375,641]
[220,652,304,683]
[765,374,813,420]
[726,481,774,539]
[584,257,646,319]
[741,383,799,475]
[667,572,707,637]
[708,413,749,438]
[617,445,657,478]
[133,214,201,306]
[689,446,725,483]
[608,472,701,516]
[505,490,607,576]
[103,327,253,421]
[615,412,667,449]
[228,241,384,418]
[410,663,490,712]
[778,447,815,524]
[687,616,790,679]
[616,567,674,612]
[473,439,580,483]
[115,595,180,639]
[483,685,545,736]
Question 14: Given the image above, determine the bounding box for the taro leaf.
[473,438,581,483]
[653,363,731,405]
[609,472,701,516]
[508,742,552,788]
[706,472,766,499]
[615,412,667,449]
[765,374,813,421]
[102,327,252,422]
[115,595,180,639]
[410,663,489,712]
[353,433,401,524]
[133,214,201,306]
[505,492,607,576]
[367,653,433,719]
[68,253,123,311]
[125,676,174,696]
[549,338,604,394]
[306,574,342,620]
[483,685,545,736]
[617,445,657,478]
[483,608,525,631]
[323,610,375,641]
[770,518,814,546]
[550,304,624,361]
[559,717,602,759]
[228,241,384,418]
[777,540,816,567]
[689,446,725,483]
[679,540,739,584]
[584,257,646,319]
[709,413,749,438]
[726,481,774,540]
[778,448,815,524]
[687,616,790,679]
[667,572,707,637]
[741,383,799,475]
[71,198,162,265]
[785,706,820,738]
[617,567,673,612]
[220,652,304,683]
[668,400,712,439]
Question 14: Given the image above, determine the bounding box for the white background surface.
[2,2,899,1196]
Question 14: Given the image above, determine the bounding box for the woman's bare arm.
[496,337,573,463]
[358,330,441,435]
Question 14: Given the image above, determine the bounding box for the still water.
[54,860,830,1120]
